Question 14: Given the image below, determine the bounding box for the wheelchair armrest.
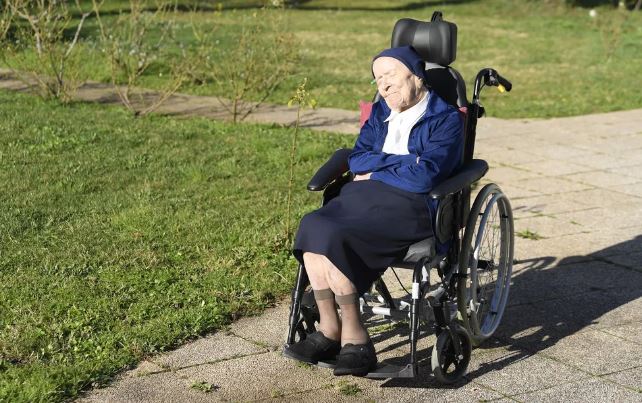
[428,159,489,199]
[307,148,353,191]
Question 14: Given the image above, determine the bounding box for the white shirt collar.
[384,91,429,123]
[381,92,430,156]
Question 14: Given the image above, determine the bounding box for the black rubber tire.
[457,183,514,346]
[431,324,472,384]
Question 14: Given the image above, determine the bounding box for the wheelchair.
[285,11,514,384]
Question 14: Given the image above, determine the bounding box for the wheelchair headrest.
[390,17,457,66]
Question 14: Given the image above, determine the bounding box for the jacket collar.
[378,90,452,120]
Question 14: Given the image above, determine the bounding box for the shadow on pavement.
[376,235,642,388]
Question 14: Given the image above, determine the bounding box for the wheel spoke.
[458,185,513,343]
[442,353,455,373]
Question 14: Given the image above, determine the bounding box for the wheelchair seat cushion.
[399,237,435,265]
[293,180,433,295]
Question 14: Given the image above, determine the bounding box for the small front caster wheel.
[431,324,472,384]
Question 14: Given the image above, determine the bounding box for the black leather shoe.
[282,331,341,364]
[333,340,377,376]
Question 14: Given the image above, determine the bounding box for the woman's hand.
[354,173,372,181]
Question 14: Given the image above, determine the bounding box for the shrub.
[2,0,92,103]
[188,4,299,123]
[92,0,190,117]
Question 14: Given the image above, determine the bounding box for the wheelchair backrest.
[390,15,468,110]
[389,13,473,233]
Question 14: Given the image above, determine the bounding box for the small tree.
[284,78,316,243]
[92,0,189,117]
[190,5,299,123]
[3,0,91,103]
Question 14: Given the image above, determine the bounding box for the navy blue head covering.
[372,46,426,81]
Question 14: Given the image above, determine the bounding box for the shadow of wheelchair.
[370,235,642,388]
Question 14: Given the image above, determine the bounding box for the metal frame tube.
[286,264,309,345]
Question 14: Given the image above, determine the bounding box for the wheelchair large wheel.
[457,183,514,346]
[431,323,472,384]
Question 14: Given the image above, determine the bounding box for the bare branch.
[65,11,90,58]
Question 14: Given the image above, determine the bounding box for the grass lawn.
[1,1,641,400]
[21,0,641,118]
[0,89,352,401]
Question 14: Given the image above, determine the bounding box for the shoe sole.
[282,348,317,364]
[333,364,376,377]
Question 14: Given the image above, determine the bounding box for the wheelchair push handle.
[482,68,512,92]
[472,68,512,104]
[495,73,512,92]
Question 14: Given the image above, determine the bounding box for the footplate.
[364,364,416,379]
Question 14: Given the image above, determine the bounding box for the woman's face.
[372,57,425,112]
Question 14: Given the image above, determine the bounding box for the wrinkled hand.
[354,173,372,181]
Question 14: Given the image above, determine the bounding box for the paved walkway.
[3,72,641,402]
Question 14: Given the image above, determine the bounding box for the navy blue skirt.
[293,180,433,295]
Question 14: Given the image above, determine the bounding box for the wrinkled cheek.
[385,93,402,109]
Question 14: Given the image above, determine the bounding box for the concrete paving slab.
[521,144,596,161]
[463,347,589,397]
[511,376,642,403]
[78,369,212,403]
[602,366,642,393]
[573,151,642,170]
[540,329,642,376]
[601,251,642,272]
[555,206,642,231]
[512,228,642,266]
[345,376,505,403]
[476,147,548,166]
[566,187,642,209]
[564,170,641,188]
[152,331,268,370]
[173,351,337,401]
[126,360,167,378]
[228,302,291,350]
[506,259,642,306]
[607,163,642,179]
[479,165,542,185]
[510,193,596,218]
[492,182,542,200]
[602,323,642,346]
[493,284,642,352]
[516,176,595,194]
[609,182,642,198]
[515,159,593,176]
[574,135,642,154]
[514,214,588,239]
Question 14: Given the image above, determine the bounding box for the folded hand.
[354,173,372,181]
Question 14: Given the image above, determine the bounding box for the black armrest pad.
[429,159,488,199]
[307,148,353,191]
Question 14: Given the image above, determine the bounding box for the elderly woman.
[284,46,464,376]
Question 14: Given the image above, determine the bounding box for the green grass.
[190,380,216,393]
[516,229,544,240]
[336,380,362,396]
[0,89,352,401]
[24,0,641,118]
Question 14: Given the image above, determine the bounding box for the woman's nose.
[379,81,391,93]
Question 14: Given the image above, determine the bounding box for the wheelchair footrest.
[315,361,416,379]
[364,363,415,379]
[316,359,336,369]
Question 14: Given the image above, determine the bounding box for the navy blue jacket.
[349,91,464,195]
